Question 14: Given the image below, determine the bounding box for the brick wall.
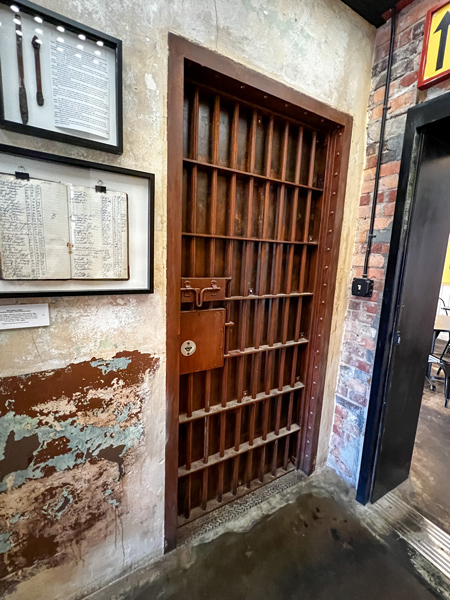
[329,0,450,486]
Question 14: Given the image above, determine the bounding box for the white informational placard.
[0,152,153,296]
[0,3,119,149]
[0,303,49,329]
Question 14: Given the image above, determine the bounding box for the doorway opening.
[166,35,352,550]
[357,92,450,542]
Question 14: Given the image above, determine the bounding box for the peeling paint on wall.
[0,351,159,594]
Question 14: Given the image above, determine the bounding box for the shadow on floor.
[127,492,439,600]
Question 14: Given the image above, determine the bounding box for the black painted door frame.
[357,91,450,504]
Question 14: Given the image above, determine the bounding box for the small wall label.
[0,304,50,330]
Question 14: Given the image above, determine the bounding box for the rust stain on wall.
[0,350,159,593]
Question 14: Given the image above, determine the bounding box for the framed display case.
[0,0,123,153]
[0,144,154,297]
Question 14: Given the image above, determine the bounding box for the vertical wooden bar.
[209,95,220,275]
[202,469,208,510]
[272,441,278,475]
[254,116,274,351]
[186,374,194,470]
[189,89,200,274]
[283,434,290,470]
[246,451,253,488]
[203,416,209,464]
[184,475,191,519]
[232,456,240,495]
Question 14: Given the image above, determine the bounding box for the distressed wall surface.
[329,0,450,486]
[0,1,375,598]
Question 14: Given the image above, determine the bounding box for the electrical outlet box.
[352,277,374,298]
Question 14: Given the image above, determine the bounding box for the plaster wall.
[0,1,375,598]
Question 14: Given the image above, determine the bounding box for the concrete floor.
[124,491,439,600]
[395,341,450,536]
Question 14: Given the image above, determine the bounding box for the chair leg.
[445,373,450,408]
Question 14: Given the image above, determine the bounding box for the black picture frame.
[0,0,123,154]
[0,143,154,297]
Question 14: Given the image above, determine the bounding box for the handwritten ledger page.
[0,175,71,279]
[69,187,128,279]
[0,175,129,281]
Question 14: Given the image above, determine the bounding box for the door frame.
[356,91,450,504]
[166,33,353,550]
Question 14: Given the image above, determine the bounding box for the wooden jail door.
[172,59,348,529]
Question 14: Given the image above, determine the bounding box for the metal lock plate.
[179,309,225,375]
[181,339,196,357]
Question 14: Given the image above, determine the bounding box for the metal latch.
[180,277,231,307]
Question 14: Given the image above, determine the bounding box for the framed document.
[0,0,123,153]
[0,144,154,297]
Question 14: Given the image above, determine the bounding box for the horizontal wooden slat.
[179,381,304,424]
[177,463,298,527]
[178,424,301,477]
[226,292,313,302]
[183,158,323,192]
[184,76,332,134]
[225,338,308,358]
[182,232,319,247]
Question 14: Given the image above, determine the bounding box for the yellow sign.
[442,236,450,285]
[419,1,450,89]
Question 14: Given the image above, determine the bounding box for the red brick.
[383,203,396,216]
[374,216,393,230]
[371,242,390,254]
[363,167,376,182]
[346,423,361,438]
[380,189,397,203]
[371,105,383,121]
[335,403,349,420]
[367,267,386,280]
[355,360,372,374]
[356,230,367,243]
[336,383,349,399]
[348,389,369,406]
[390,90,415,113]
[396,26,413,49]
[380,161,401,177]
[360,194,371,206]
[375,43,389,64]
[375,21,392,47]
[396,0,435,36]
[361,179,375,195]
[373,86,385,105]
[361,301,379,315]
[399,70,418,89]
[365,155,378,169]
[378,174,399,192]
[358,205,372,219]
[360,337,376,351]
[368,254,385,268]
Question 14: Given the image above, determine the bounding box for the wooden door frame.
[166,33,353,551]
[356,91,450,505]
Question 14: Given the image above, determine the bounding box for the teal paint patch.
[0,532,12,553]
[0,351,160,492]
[10,513,23,524]
[0,409,143,492]
[90,356,132,375]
